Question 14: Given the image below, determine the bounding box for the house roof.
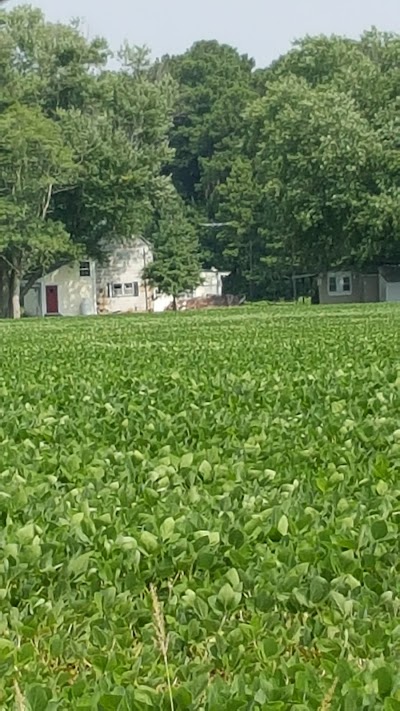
[292,272,318,280]
[135,236,153,248]
[379,266,400,283]
[118,235,152,249]
[100,235,153,252]
[322,261,400,278]
[201,268,231,277]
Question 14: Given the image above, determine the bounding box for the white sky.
[8,0,400,66]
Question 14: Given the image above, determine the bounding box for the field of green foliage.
[1,305,400,710]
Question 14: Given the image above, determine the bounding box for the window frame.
[79,260,91,278]
[112,283,123,297]
[111,282,140,297]
[327,271,352,296]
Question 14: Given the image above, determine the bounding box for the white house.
[23,237,152,317]
[23,237,229,317]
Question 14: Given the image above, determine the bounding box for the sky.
[8,0,400,66]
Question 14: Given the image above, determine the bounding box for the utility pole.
[143,247,149,312]
[249,238,254,300]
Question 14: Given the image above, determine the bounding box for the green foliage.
[0,7,179,317]
[163,40,256,203]
[245,76,399,270]
[160,39,273,291]
[144,180,201,299]
[166,32,400,298]
[247,32,400,272]
[0,304,400,707]
[2,7,399,306]
[210,157,292,299]
[0,102,78,316]
[0,5,108,115]
[1,7,400,308]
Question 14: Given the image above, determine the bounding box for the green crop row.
[1,305,400,710]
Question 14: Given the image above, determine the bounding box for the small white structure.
[379,267,400,303]
[153,268,230,313]
[24,260,97,317]
[23,237,230,317]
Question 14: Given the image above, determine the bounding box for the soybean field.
[1,305,400,710]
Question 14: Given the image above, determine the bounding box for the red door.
[46,285,59,314]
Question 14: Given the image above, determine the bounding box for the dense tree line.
[0,6,399,316]
[165,33,400,299]
[0,6,198,317]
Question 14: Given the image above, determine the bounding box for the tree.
[158,41,260,297]
[212,157,293,300]
[0,104,77,317]
[52,48,177,261]
[264,31,400,121]
[163,41,257,207]
[0,7,110,317]
[245,75,400,271]
[2,6,399,310]
[210,31,400,293]
[167,31,400,299]
[144,180,201,309]
[0,8,178,317]
[0,5,109,115]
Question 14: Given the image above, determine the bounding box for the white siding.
[96,239,152,313]
[23,242,230,318]
[153,294,173,313]
[379,275,387,302]
[24,262,97,317]
[196,270,229,298]
[24,285,41,317]
[379,277,400,302]
[42,263,96,316]
[152,269,230,312]
[386,282,400,302]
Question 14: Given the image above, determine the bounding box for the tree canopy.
[0,6,182,317]
[144,179,200,305]
[0,6,399,314]
[162,30,400,298]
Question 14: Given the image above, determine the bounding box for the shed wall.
[319,272,379,305]
[24,262,97,317]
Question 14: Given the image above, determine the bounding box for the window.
[111,282,140,297]
[124,282,139,296]
[79,261,91,277]
[329,276,337,293]
[112,283,123,297]
[342,275,351,293]
[122,282,139,297]
[328,272,352,296]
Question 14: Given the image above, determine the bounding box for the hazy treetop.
[7,0,400,66]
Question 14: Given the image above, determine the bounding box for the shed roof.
[379,266,400,283]
[292,272,317,280]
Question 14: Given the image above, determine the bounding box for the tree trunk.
[0,262,9,319]
[172,295,177,311]
[9,269,21,319]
